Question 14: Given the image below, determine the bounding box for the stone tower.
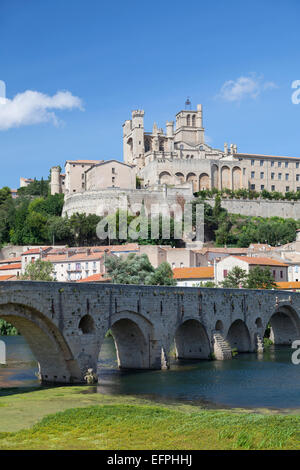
[174,104,204,146]
[50,166,61,195]
[122,110,145,168]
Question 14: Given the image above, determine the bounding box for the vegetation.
[21,259,55,281]
[0,387,299,449]
[195,187,300,202]
[221,266,277,289]
[104,253,176,285]
[0,319,18,336]
[192,196,299,246]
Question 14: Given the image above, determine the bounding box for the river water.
[1,335,300,410]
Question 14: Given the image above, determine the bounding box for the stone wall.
[62,186,194,218]
[205,197,300,219]
[0,281,299,384]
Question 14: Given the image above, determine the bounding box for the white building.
[173,267,214,287]
[215,255,288,285]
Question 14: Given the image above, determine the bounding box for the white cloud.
[217,75,278,102]
[0,89,83,130]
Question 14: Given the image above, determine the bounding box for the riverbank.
[0,386,299,449]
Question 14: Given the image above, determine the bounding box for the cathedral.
[51,102,300,198]
[123,102,300,194]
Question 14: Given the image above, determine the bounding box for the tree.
[245,266,277,290]
[104,253,175,286]
[221,266,248,288]
[147,261,176,286]
[21,259,54,281]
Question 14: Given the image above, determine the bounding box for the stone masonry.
[0,281,300,383]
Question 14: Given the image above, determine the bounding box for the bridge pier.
[1,282,300,384]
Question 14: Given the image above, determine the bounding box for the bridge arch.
[100,311,157,369]
[0,303,81,383]
[226,319,251,353]
[174,319,211,360]
[267,305,300,345]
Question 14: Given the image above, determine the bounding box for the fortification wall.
[62,187,194,217]
[205,197,300,219]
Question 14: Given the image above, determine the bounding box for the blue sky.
[0,0,300,188]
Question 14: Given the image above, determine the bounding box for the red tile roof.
[0,256,21,264]
[276,282,300,290]
[232,256,288,267]
[0,275,15,281]
[22,247,51,255]
[173,267,214,279]
[77,273,111,283]
[0,263,21,270]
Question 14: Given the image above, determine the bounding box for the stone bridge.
[1,281,300,384]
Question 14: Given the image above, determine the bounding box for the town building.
[215,255,289,285]
[173,267,214,287]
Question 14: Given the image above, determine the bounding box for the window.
[261,185,264,190]
[271,185,275,191]
[112,167,115,174]
[278,173,282,180]
[223,269,228,278]
[76,263,81,271]
[280,270,283,279]
[68,263,71,270]
[271,173,275,179]
[278,161,281,167]
[260,160,264,166]
[250,184,255,190]
[297,174,300,182]
[85,262,88,269]
[273,270,276,278]
[82,174,84,179]
[251,160,254,166]
[271,161,274,167]
[297,162,300,169]
[251,171,255,178]
[260,172,264,179]
[285,173,289,180]
[285,162,289,168]
[243,168,246,175]
[286,186,290,192]
[93,261,96,269]
[297,187,300,192]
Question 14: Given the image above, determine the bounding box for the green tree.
[245,266,277,290]
[105,253,175,286]
[21,259,54,281]
[147,261,176,286]
[221,266,248,288]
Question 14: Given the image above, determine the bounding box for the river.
[1,335,299,410]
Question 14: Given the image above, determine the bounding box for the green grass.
[0,386,299,450]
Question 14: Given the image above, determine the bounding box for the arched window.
[186,114,190,126]
[192,115,196,127]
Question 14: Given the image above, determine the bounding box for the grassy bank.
[0,386,299,449]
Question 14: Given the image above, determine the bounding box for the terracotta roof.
[193,247,248,254]
[44,252,105,263]
[22,247,51,255]
[0,275,15,281]
[77,273,111,283]
[232,256,288,267]
[276,282,300,289]
[173,267,214,279]
[0,256,21,264]
[0,263,21,270]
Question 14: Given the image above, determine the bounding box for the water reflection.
[1,335,300,410]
